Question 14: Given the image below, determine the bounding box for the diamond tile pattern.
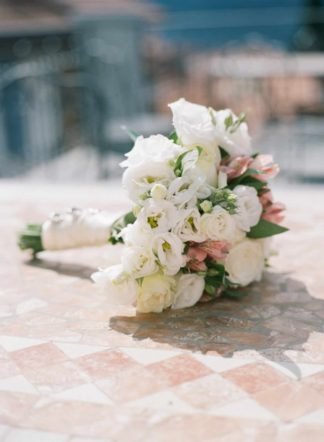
[1,183,324,441]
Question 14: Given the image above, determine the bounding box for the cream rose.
[225,239,264,286]
[200,206,236,242]
[91,265,137,305]
[136,272,176,313]
[233,185,262,232]
[121,246,158,278]
[172,273,205,309]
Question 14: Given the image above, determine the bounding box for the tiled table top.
[1,180,324,442]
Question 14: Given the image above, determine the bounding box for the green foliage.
[247,219,289,239]
[219,146,230,159]
[108,211,136,245]
[227,168,267,192]
[169,131,179,144]
[208,188,238,215]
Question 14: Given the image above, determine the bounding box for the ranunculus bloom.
[220,156,252,180]
[186,240,230,271]
[259,190,285,224]
[250,154,279,182]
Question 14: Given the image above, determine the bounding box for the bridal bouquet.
[19,98,287,313]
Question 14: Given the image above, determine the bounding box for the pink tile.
[22,399,150,440]
[278,423,324,442]
[75,350,138,380]
[173,373,247,410]
[96,365,170,403]
[24,361,89,393]
[0,391,38,426]
[254,381,324,421]
[147,354,213,387]
[10,343,67,371]
[222,363,289,395]
[0,357,20,379]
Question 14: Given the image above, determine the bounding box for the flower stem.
[18,224,44,255]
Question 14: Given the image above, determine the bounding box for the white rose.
[120,134,183,168]
[91,265,137,305]
[173,207,206,242]
[225,239,264,286]
[152,232,185,275]
[172,273,205,309]
[200,206,236,242]
[138,199,178,233]
[213,109,252,157]
[122,161,174,204]
[169,98,217,150]
[233,185,262,232]
[121,246,158,278]
[136,272,176,313]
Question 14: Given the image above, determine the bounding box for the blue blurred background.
[0,0,323,181]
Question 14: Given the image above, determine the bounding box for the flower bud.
[200,200,213,213]
[150,183,167,200]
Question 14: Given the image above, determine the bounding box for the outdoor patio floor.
[0,180,324,441]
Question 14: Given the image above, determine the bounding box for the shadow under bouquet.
[19,98,288,313]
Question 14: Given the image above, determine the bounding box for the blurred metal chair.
[73,15,171,176]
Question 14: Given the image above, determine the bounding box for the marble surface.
[0,180,324,442]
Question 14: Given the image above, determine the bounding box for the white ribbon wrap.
[42,208,113,250]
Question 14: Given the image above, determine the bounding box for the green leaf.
[227,169,267,191]
[219,146,230,159]
[222,289,247,300]
[121,126,140,142]
[109,211,136,245]
[247,219,289,239]
[169,131,179,144]
[173,147,202,177]
[224,114,233,129]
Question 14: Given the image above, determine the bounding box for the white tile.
[52,383,112,405]
[120,347,179,365]
[54,342,106,359]
[0,375,38,394]
[0,425,10,439]
[267,361,324,380]
[0,335,45,352]
[16,298,47,315]
[209,397,278,421]
[193,354,250,373]
[4,428,68,442]
[128,390,195,414]
[70,438,111,442]
[296,407,324,424]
